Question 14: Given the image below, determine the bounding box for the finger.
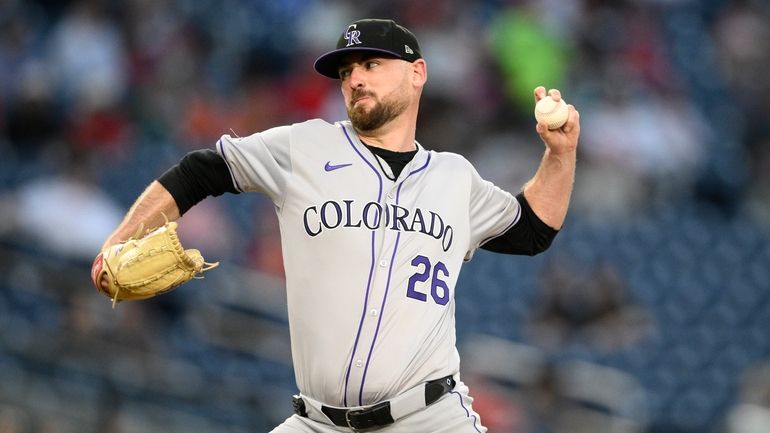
[561,105,576,131]
[562,106,580,134]
[93,272,112,297]
[548,88,561,102]
[571,109,581,136]
[533,86,546,102]
[536,120,551,138]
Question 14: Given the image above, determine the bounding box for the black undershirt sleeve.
[480,192,559,256]
[157,149,239,215]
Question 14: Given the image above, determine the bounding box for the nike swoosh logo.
[324,161,353,172]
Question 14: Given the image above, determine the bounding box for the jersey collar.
[338,121,429,183]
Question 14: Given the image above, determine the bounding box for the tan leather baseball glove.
[91,218,218,307]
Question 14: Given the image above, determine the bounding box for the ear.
[411,59,427,88]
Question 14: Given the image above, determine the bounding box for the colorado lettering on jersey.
[303,199,454,252]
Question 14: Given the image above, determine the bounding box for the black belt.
[292,375,456,431]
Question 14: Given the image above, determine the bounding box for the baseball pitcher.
[92,19,580,432]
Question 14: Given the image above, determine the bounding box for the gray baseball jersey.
[216,119,521,407]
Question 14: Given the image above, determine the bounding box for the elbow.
[525,232,557,256]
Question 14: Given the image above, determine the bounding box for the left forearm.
[522,147,576,230]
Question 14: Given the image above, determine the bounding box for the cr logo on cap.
[345,24,362,47]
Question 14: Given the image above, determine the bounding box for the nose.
[348,65,366,88]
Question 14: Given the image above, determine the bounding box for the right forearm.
[101,181,180,249]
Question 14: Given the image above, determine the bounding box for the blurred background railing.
[0,0,768,432]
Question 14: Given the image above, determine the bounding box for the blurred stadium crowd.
[0,0,769,432]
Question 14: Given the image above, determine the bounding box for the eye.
[338,68,351,80]
[365,60,379,69]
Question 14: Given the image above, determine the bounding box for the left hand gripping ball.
[534,94,569,130]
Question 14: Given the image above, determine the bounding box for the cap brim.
[313,47,402,79]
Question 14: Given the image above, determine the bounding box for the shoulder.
[263,119,336,138]
[425,150,491,189]
[248,118,340,137]
[224,119,339,146]
[426,149,475,171]
[290,118,341,134]
[282,118,351,144]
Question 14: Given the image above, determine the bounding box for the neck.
[354,106,418,152]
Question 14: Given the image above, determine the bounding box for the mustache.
[351,89,376,103]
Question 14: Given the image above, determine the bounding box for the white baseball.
[534,94,569,130]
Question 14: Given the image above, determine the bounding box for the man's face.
[338,54,411,132]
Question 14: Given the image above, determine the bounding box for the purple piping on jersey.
[478,199,522,247]
[339,123,383,406]
[358,230,401,405]
[217,139,244,192]
[357,152,432,405]
[450,390,483,433]
[405,152,432,177]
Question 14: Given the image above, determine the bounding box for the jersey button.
[370,309,378,317]
[379,260,388,267]
[355,359,363,368]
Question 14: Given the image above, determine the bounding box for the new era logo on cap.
[314,19,422,79]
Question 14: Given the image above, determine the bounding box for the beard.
[347,89,408,132]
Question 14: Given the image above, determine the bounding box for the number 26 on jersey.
[406,255,449,305]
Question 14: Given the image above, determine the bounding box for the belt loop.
[292,394,308,417]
